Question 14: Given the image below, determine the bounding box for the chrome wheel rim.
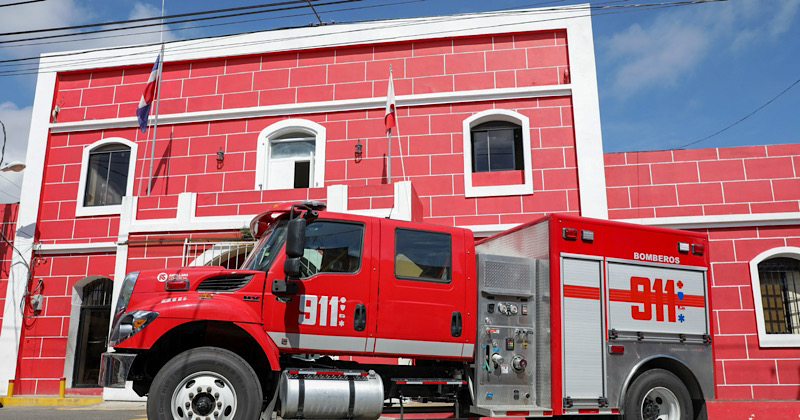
[641,386,681,420]
[171,371,237,420]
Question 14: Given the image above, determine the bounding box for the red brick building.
[0,4,798,417]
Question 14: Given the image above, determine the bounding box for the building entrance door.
[72,278,113,387]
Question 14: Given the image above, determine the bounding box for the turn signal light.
[165,279,189,291]
[609,345,625,355]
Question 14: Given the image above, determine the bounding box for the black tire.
[147,347,263,420]
[623,369,692,420]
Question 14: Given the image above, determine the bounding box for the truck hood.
[132,266,266,294]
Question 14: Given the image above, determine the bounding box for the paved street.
[0,401,146,420]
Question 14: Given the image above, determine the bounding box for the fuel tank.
[278,369,384,419]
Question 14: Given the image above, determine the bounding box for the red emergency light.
[691,243,705,256]
[563,227,578,240]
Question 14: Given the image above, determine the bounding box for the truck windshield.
[241,218,288,272]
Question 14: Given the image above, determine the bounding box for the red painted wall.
[24,29,579,393]
[0,203,19,333]
[606,145,800,405]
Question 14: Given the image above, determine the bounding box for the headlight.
[113,271,139,327]
[108,310,158,346]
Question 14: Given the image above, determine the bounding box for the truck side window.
[394,228,451,283]
[298,220,364,278]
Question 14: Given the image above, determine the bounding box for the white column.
[567,12,609,219]
[0,72,56,395]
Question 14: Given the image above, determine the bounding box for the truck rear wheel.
[623,369,691,420]
[147,347,263,420]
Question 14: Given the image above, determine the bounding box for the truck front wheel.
[147,347,263,420]
[623,369,691,420]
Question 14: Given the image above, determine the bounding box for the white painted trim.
[37,242,118,254]
[566,11,608,219]
[458,223,521,237]
[615,212,800,230]
[266,331,367,352]
[346,181,413,221]
[254,119,326,190]
[74,138,138,217]
[373,338,464,358]
[0,72,55,396]
[749,247,800,347]
[326,184,349,213]
[50,86,572,134]
[63,275,113,388]
[104,195,147,401]
[462,109,533,198]
[39,6,591,73]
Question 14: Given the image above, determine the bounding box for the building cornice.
[49,85,572,133]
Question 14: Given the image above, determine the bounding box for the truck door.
[561,255,606,406]
[263,217,377,354]
[374,222,471,360]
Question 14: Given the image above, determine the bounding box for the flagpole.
[386,130,392,184]
[386,65,393,184]
[147,1,166,196]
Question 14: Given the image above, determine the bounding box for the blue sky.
[0,0,798,203]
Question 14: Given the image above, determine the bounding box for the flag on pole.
[136,54,161,133]
[384,67,396,132]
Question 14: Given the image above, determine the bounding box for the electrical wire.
[0,0,421,68]
[0,0,45,7]
[0,120,5,168]
[0,186,19,201]
[0,0,363,46]
[0,0,724,77]
[0,0,321,37]
[676,76,800,149]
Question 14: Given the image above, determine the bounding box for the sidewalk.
[0,394,103,407]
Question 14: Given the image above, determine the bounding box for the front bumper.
[98,352,137,388]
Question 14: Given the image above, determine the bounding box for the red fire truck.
[99,201,713,419]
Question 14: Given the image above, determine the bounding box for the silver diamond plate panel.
[484,260,532,293]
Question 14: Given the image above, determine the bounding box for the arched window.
[462,110,532,197]
[75,138,138,217]
[750,247,800,347]
[255,119,326,190]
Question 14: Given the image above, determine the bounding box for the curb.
[0,396,103,407]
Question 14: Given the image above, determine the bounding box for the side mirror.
[285,218,306,258]
[284,258,301,278]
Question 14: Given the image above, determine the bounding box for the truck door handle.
[353,304,366,331]
[451,311,462,337]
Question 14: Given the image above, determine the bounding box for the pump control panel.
[474,253,537,408]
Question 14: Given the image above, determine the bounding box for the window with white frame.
[75,138,138,217]
[751,247,800,347]
[255,119,326,190]
[471,121,524,173]
[462,109,532,198]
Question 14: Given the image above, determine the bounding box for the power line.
[0,0,724,77]
[0,0,45,8]
[0,173,22,189]
[676,76,800,149]
[0,183,20,201]
[0,0,315,37]
[0,0,363,46]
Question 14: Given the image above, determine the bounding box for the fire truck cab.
[100,201,713,419]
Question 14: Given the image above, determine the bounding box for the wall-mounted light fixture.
[216,147,225,169]
[355,139,363,163]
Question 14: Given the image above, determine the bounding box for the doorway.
[72,277,113,387]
